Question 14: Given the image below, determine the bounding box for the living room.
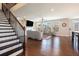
[6,3,79,56]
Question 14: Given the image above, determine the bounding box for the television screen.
[26,20,33,27]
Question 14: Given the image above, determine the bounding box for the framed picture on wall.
[62,23,67,27]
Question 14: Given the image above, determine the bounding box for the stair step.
[0,18,7,19]
[0,25,11,27]
[0,31,15,33]
[0,28,13,30]
[0,19,8,22]
[0,19,8,21]
[0,23,9,24]
[9,49,23,56]
[0,24,11,26]
[0,21,9,23]
[0,29,14,32]
[0,38,18,44]
[0,20,8,22]
[0,16,6,17]
[0,25,12,27]
[0,43,22,55]
[0,18,7,20]
[0,39,19,47]
[0,32,16,37]
[0,35,17,42]
[1,45,23,56]
[0,20,8,23]
[0,19,8,20]
[0,34,17,38]
[0,40,20,50]
[0,26,13,29]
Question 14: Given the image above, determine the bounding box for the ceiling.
[12,3,79,21]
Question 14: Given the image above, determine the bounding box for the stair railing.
[2,3,25,55]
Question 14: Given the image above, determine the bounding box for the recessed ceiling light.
[50,8,54,12]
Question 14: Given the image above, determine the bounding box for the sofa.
[27,30,43,40]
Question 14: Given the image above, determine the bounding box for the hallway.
[25,36,79,56]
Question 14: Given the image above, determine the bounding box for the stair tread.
[0,35,17,42]
[0,23,9,24]
[0,39,19,47]
[0,25,10,27]
[0,21,9,23]
[0,38,18,44]
[0,24,10,25]
[0,32,16,37]
[0,26,13,28]
[0,43,22,56]
[0,46,23,56]
[0,35,17,39]
[9,49,23,56]
[0,31,15,33]
[0,40,20,50]
[0,34,17,38]
[0,28,14,30]
[0,30,14,32]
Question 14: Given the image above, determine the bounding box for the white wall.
[34,18,71,36]
[57,18,71,36]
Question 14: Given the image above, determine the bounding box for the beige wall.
[10,3,26,13]
[0,3,2,10]
[10,3,26,28]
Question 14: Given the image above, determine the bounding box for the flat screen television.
[26,20,33,27]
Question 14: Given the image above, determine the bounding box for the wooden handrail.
[9,11,25,30]
[2,4,25,30]
[3,3,16,9]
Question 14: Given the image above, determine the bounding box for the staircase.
[0,11,23,56]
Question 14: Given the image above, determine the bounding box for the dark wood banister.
[2,3,25,55]
[3,3,17,9]
[2,4,25,30]
[6,3,17,9]
[10,11,25,30]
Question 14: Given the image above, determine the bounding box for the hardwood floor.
[25,36,79,56]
